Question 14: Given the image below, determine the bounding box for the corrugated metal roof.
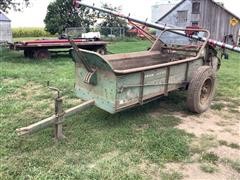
[0,11,11,22]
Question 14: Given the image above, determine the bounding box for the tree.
[0,0,30,12]
[97,4,128,37]
[44,0,97,35]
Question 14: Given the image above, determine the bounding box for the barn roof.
[0,11,11,22]
[210,0,240,21]
[156,0,185,23]
[156,0,240,23]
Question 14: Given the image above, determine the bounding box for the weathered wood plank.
[16,100,95,136]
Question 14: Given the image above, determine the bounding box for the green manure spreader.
[16,1,239,140]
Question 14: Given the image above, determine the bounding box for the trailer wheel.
[187,66,216,113]
[96,47,107,55]
[24,50,34,58]
[33,49,51,59]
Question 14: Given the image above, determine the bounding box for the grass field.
[0,40,239,179]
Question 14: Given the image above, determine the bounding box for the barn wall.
[199,0,240,42]
[0,21,12,43]
[157,0,240,44]
[160,0,192,27]
[238,30,240,46]
[158,0,192,44]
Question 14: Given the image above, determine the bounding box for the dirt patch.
[148,100,240,179]
[174,109,240,144]
[138,160,240,180]
[138,160,162,179]
[208,146,240,162]
[1,78,17,85]
[164,162,240,180]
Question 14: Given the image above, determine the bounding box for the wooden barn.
[0,11,12,43]
[155,0,240,45]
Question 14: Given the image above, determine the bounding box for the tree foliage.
[97,4,128,36]
[0,0,30,12]
[44,0,97,35]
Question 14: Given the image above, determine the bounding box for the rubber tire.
[187,66,216,113]
[24,50,34,58]
[96,47,107,55]
[33,49,50,59]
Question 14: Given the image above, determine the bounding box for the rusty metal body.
[16,28,215,139]
[16,1,231,139]
[72,29,213,114]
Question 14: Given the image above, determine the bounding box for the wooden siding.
[198,0,240,42]
[158,0,240,43]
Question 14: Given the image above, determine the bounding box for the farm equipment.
[16,1,239,140]
[12,38,108,59]
[74,1,240,53]
[128,21,156,42]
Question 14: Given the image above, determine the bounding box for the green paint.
[73,49,204,114]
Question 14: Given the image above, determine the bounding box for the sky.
[6,0,240,28]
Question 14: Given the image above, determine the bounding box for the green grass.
[218,140,240,149]
[200,163,217,173]
[221,158,240,173]
[12,27,52,38]
[211,103,225,111]
[108,39,151,53]
[230,160,240,173]
[0,40,239,179]
[200,152,219,164]
[217,52,240,98]
[14,37,57,42]
[199,152,219,173]
[190,135,219,154]
[160,171,183,180]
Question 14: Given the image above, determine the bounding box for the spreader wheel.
[33,49,51,59]
[187,66,216,113]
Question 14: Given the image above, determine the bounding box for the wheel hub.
[200,78,212,104]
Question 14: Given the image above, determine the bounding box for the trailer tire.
[96,47,107,55]
[24,50,34,58]
[187,66,216,113]
[33,49,51,59]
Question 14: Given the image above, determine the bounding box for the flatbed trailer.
[12,38,108,59]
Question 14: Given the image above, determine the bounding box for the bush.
[12,27,53,38]
[149,28,157,35]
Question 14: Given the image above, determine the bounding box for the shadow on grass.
[0,49,73,64]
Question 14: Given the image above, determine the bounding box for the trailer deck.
[12,38,108,59]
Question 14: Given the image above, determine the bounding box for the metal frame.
[111,28,210,74]
[75,1,240,53]
[16,89,95,139]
